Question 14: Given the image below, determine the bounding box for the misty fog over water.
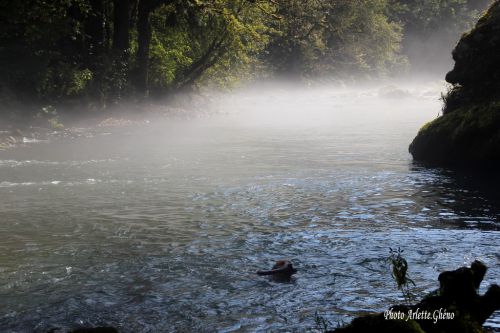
[1,83,499,332]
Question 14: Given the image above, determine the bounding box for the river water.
[1,85,499,332]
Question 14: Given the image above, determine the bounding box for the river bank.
[1,79,444,153]
[0,95,221,151]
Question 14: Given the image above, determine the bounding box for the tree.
[146,0,275,93]
[2,0,488,116]
[112,0,131,54]
[265,0,405,79]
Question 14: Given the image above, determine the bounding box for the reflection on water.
[0,86,499,332]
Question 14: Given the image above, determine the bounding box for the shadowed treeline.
[0,0,492,117]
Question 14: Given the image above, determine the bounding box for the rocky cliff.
[409,0,500,167]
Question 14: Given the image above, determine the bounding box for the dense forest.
[0,0,492,116]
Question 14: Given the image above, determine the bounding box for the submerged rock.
[409,0,500,167]
[378,85,412,100]
[70,328,119,333]
[330,261,500,333]
[47,328,118,333]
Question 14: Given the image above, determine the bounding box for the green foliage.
[265,0,407,79]
[323,0,407,77]
[148,4,193,89]
[388,247,416,305]
[0,0,89,99]
[388,0,481,37]
[37,65,94,99]
[196,1,275,88]
[314,311,332,332]
[48,117,65,130]
[0,0,493,115]
[37,105,64,129]
[129,0,275,94]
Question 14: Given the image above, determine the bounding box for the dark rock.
[414,260,498,333]
[409,101,500,166]
[437,260,485,303]
[445,2,500,92]
[409,0,500,167]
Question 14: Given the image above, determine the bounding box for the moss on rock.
[409,101,500,166]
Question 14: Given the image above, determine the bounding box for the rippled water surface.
[1,86,499,332]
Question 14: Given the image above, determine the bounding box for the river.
[1,84,499,332]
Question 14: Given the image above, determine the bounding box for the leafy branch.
[388,247,416,306]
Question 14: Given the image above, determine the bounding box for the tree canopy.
[0,0,493,114]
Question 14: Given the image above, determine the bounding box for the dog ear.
[471,260,487,289]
